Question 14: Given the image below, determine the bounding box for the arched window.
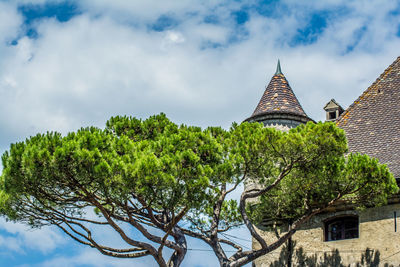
[324,216,359,241]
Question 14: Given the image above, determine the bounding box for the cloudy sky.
[0,0,399,266]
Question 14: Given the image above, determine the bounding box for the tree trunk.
[287,236,293,267]
[287,221,293,267]
[167,227,187,267]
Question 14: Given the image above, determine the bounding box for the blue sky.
[0,0,400,266]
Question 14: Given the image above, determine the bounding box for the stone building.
[248,56,400,266]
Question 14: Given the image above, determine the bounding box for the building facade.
[250,57,400,266]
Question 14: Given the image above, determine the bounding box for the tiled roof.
[337,56,400,179]
[249,63,309,121]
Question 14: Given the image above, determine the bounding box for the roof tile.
[251,73,308,119]
[337,56,400,179]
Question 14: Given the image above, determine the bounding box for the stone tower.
[243,61,313,204]
[245,60,313,130]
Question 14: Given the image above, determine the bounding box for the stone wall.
[253,203,400,266]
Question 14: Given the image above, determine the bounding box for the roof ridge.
[337,56,400,125]
[336,55,400,179]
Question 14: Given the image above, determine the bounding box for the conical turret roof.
[247,61,311,123]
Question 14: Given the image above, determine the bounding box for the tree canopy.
[0,114,397,267]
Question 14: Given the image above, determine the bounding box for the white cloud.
[0,218,65,254]
[34,247,156,267]
[0,2,22,43]
[78,0,241,25]
[0,234,22,252]
[0,0,399,265]
[0,0,398,139]
[164,31,185,44]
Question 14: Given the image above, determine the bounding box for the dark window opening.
[324,216,359,241]
[328,111,337,120]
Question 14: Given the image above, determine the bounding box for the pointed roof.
[337,56,400,179]
[275,59,282,75]
[248,61,310,121]
[324,99,344,112]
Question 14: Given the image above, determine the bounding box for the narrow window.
[324,216,359,241]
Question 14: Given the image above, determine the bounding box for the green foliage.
[0,114,238,226]
[0,114,397,266]
[247,122,398,224]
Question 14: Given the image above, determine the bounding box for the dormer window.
[324,216,359,241]
[323,99,344,122]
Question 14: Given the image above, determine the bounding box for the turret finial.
[275,59,282,75]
